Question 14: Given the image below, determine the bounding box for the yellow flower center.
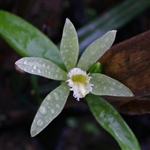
[67,68,93,101]
[71,74,88,83]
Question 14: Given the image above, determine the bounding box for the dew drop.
[38,69,41,73]
[24,60,27,64]
[118,84,123,89]
[47,95,51,100]
[110,87,115,91]
[54,92,59,101]
[112,81,116,85]
[51,109,55,114]
[43,63,45,67]
[37,119,44,126]
[33,65,36,69]
[56,104,60,108]
[103,86,107,90]
[39,106,47,115]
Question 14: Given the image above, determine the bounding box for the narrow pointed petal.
[77,30,116,71]
[60,18,79,71]
[30,82,70,137]
[90,73,134,97]
[15,57,67,80]
[86,94,140,150]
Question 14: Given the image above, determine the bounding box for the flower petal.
[15,57,67,80]
[60,18,79,71]
[30,82,70,137]
[90,73,134,97]
[77,30,117,71]
[85,94,140,150]
[67,68,93,101]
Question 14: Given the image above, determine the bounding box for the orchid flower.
[15,18,133,137]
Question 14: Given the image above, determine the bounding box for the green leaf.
[60,18,79,71]
[85,94,140,150]
[30,82,70,137]
[0,10,65,70]
[90,73,133,97]
[78,1,150,53]
[77,30,116,71]
[88,62,102,73]
[15,57,67,81]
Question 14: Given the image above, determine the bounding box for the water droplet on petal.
[37,119,44,126]
[47,95,51,100]
[39,106,47,115]
[118,84,123,89]
[110,87,115,91]
[112,81,116,85]
[56,104,60,108]
[33,65,36,69]
[24,60,27,64]
[38,69,41,73]
[43,63,45,67]
[51,109,55,114]
[103,86,107,90]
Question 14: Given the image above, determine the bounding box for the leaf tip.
[30,129,37,137]
[111,30,117,33]
[66,18,70,24]
[15,59,21,67]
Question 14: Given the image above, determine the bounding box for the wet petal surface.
[90,73,134,97]
[15,57,67,80]
[30,82,70,137]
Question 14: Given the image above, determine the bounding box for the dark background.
[0,0,150,150]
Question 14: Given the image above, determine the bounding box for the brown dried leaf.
[99,30,150,114]
[103,96,150,115]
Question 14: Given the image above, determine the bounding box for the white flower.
[15,18,133,137]
[67,68,93,101]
